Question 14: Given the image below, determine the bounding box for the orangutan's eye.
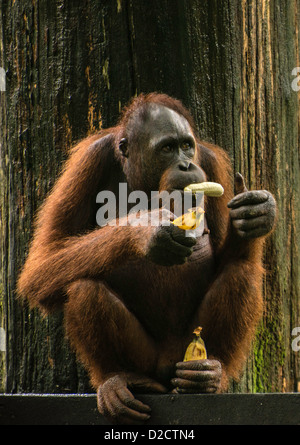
[161,145,173,154]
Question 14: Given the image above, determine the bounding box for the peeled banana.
[172,207,205,230]
[184,182,224,197]
[184,327,207,361]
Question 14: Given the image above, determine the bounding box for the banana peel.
[184,327,207,361]
[172,207,205,231]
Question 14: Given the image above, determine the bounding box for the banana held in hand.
[184,182,224,197]
[184,327,207,361]
[172,207,205,231]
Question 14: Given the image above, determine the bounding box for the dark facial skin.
[125,105,205,193]
[141,106,196,189]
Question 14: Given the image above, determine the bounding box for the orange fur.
[17,93,266,390]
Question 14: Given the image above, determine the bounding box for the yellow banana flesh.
[184,327,207,361]
[172,207,205,230]
[184,182,224,197]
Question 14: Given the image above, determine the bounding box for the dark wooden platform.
[0,393,299,425]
